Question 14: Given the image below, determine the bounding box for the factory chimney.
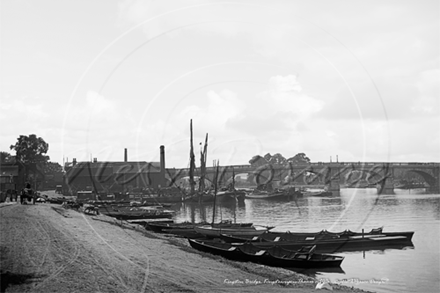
[160,145,165,188]
[124,148,128,162]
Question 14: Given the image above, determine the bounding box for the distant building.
[63,146,167,196]
[42,172,64,189]
[0,163,19,192]
[63,161,163,195]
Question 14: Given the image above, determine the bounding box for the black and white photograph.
[1,1,439,292]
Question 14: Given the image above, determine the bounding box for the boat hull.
[244,189,302,200]
[101,212,174,220]
[188,239,344,268]
[140,196,183,203]
[146,221,196,233]
[216,190,246,202]
[99,207,175,220]
[247,236,414,253]
[146,221,253,235]
[244,191,286,199]
[183,194,215,203]
[194,225,271,237]
[221,229,414,243]
[219,228,415,253]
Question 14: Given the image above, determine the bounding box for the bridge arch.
[400,169,436,188]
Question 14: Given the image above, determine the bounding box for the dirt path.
[0,198,368,293]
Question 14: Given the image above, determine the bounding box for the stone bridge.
[165,162,440,195]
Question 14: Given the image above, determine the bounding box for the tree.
[0,151,14,163]
[287,153,311,164]
[43,162,63,174]
[267,153,287,166]
[263,153,272,162]
[42,161,64,189]
[10,134,50,184]
[248,152,311,185]
[250,152,311,166]
[249,155,267,167]
[248,155,268,184]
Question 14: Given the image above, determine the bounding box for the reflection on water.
[173,189,440,293]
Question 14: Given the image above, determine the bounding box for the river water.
[172,188,440,293]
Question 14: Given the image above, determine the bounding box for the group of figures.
[1,184,35,204]
[19,182,36,205]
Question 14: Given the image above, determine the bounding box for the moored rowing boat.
[220,227,414,243]
[219,233,414,253]
[194,224,274,237]
[146,220,253,234]
[188,238,344,268]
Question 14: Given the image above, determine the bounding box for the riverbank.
[0,192,370,293]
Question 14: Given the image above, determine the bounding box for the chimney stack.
[160,145,165,187]
[124,148,128,162]
[160,146,165,170]
[73,158,77,166]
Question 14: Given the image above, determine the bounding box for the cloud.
[118,0,152,25]
[0,94,69,161]
[387,117,440,162]
[116,0,296,42]
[0,94,53,140]
[0,94,47,121]
[65,91,118,128]
[85,91,117,115]
[269,75,323,117]
[412,69,440,116]
[269,75,302,93]
[319,67,439,121]
[164,88,246,136]
[225,74,323,136]
[59,91,135,161]
[124,78,323,166]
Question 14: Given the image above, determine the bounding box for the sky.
[1,0,439,168]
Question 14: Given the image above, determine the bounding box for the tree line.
[1,134,63,189]
[249,152,311,168]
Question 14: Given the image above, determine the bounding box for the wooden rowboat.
[216,189,246,202]
[188,239,344,268]
[146,220,253,234]
[219,227,414,243]
[194,224,274,238]
[244,190,286,200]
[219,232,414,253]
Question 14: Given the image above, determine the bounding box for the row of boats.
[76,185,324,220]
[145,220,415,270]
[83,202,176,220]
[88,185,329,206]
